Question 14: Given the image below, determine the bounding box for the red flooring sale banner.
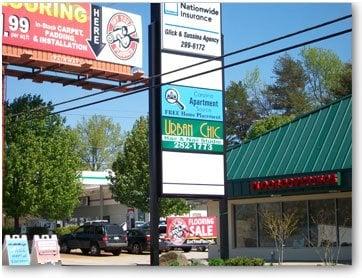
[166,217,217,245]
[2,3,142,67]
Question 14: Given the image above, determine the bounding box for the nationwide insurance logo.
[164,3,178,16]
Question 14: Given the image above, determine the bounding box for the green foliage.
[159,251,189,266]
[301,47,348,106]
[25,226,49,240]
[2,227,20,243]
[208,258,225,266]
[330,62,352,98]
[246,115,294,140]
[225,81,259,145]
[225,257,265,266]
[168,260,181,266]
[4,94,83,227]
[74,115,123,171]
[208,257,265,266]
[53,225,79,237]
[190,259,206,266]
[111,116,189,217]
[263,53,311,115]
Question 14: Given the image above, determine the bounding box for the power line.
[49,14,352,107]
[10,14,351,118]
[46,28,351,117]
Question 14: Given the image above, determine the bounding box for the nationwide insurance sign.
[2,3,142,67]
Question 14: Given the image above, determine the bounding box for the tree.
[110,116,189,217]
[225,81,259,145]
[242,68,270,117]
[263,53,311,115]
[329,62,352,98]
[245,114,294,141]
[260,210,299,265]
[74,115,122,171]
[4,94,82,228]
[301,47,348,106]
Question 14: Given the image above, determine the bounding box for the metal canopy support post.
[99,185,104,220]
[219,197,229,259]
[149,3,162,266]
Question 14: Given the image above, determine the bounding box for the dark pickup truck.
[59,221,127,256]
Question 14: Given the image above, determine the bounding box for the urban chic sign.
[2,2,142,67]
[250,173,340,191]
[159,3,224,197]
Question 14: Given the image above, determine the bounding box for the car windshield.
[105,225,122,234]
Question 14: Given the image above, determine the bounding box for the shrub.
[53,225,79,237]
[208,258,225,266]
[168,260,180,266]
[159,251,189,266]
[190,259,207,266]
[2,227,20,243]
[26,226,49,240]
[225,257,265,266]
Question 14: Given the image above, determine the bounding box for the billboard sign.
[166,217,217,246]
[161,2,221,57]
[2,3,142,67]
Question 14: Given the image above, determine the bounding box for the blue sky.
[5,2,352,133]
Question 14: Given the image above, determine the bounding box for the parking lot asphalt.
[60,249,208,266]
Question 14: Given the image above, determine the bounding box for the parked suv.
[125,224,170,254]
[59,221,127,256]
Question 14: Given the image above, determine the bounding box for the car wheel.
[182,247,192,253]
[60,242,70,254]
[89,242,101,256]
[196,246,206,252]
[81,248,90,255]
[131,242,142,254]
[112,249,122,256]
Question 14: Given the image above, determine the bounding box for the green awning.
[227,95,352,181]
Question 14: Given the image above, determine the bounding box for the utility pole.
[148,3,162,266]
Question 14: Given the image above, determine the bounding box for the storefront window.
[234,204,257,247]
[259,202,282,247]
[337,198,352,246]
[309,199,336,247]
[283,201,308,247]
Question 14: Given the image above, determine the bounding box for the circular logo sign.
[167,218,189,246]
[106,13,139,61]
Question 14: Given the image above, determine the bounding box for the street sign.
[158,2,225,197]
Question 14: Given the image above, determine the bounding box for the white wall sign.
[161,3,221,57]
